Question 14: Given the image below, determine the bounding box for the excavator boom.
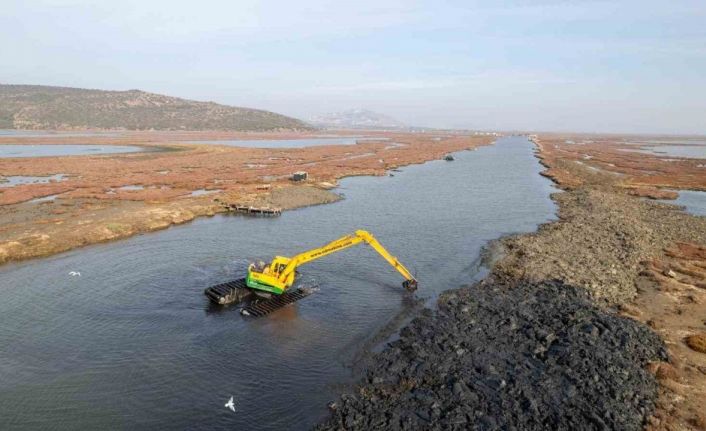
[246,230,418,294]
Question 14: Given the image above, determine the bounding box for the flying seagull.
[69,271,81,277]
[225,396,235,412]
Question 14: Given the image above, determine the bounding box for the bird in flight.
[225,396,235,412]
[69,271,81,277]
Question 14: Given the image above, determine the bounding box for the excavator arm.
[354,230,416,284]
[246,230,418,294]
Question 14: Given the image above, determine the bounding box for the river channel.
[0,136,556,430]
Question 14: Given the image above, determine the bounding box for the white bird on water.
[225,396,235,412]
[69,271,81,277]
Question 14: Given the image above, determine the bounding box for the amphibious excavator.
[204,230,417,316]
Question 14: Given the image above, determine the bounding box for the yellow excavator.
[204,230,417,314]
[246,229,417,294]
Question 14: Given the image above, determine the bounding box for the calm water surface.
[0,174,68,188]
[0,130,121,137]
[646,145,706,158]
[0,137,556,430]
[660,190,706,216]
[623,140,706,159]
[0,144,146,158]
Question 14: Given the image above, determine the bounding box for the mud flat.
[318,134,706,430]
[0,131,492,264]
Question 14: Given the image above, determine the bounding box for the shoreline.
[317,135,706,430]
[0,185,343,266]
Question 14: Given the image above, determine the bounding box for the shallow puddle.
[0,144,146,158]
[661,190,706,216]
[623,140,706,159]
[0,174,68,188]
[29,194,61,203]
[190,189,223,196]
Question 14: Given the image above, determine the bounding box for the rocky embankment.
[318,278,666,430]
[495,187,706,306]
[318,135,706,430]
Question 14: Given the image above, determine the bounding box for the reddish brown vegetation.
[0,131,493,264]
[627,187,679,200]
[639,243,706,431]
[533,135,706,193]
[0,131,489,205]
[685,334,706,354]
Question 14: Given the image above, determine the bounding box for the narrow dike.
[315,144,669,430]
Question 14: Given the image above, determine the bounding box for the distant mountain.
[308,109,407,130]
[0,84,311,131]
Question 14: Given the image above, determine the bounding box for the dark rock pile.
[317,279,667,430]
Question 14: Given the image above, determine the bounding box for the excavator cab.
[246,256,293,294]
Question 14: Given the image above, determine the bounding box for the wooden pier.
[226,204,282,216]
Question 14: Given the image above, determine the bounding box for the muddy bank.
[318,278,667,430]
[233,184,342,210]
[0,185,340,264]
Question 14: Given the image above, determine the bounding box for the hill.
[308,108,407,130]
[0,84,311,131]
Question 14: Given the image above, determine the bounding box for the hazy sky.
[2,1,705,133]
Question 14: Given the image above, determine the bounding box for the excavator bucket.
[403,279,418,292]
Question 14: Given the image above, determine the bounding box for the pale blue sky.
[2,1,705,133]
